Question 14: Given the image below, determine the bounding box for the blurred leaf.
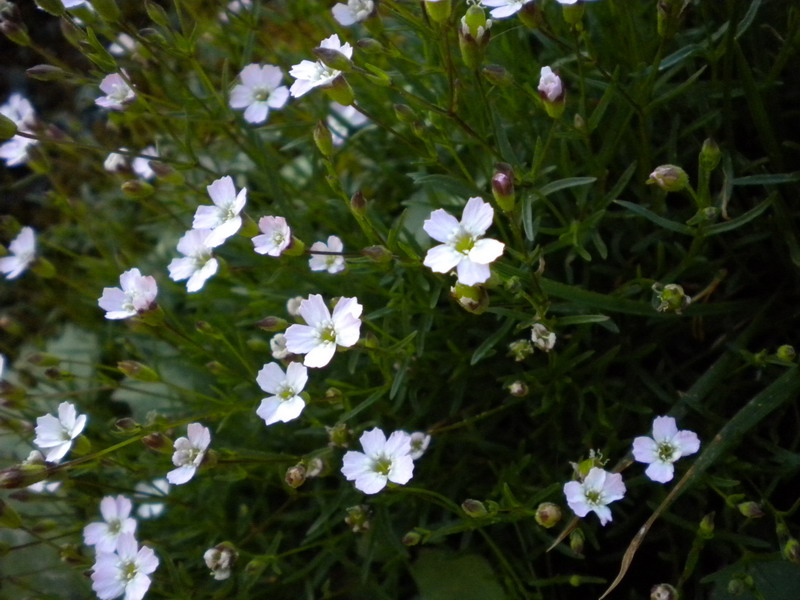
[411,550,508,600]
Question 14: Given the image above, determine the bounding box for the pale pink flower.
[98,268,158,320]
[83,495,138,553]
[229,64,289,124]
[563,467,626,526]
[341,428,414,494]
[166,423,211,485]
[33,401,87,463]
[255,361,308,425]
[91,533,159,600]
[632,416,700,483]
[95,72,136,111]
[284,294,362,368]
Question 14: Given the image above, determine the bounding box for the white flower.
[255,361,309,426]
[95,72,136,111]
[60,0,88,8]
[285,294,362,368]
[33,401,87,463]
[104,149,128,173]
[422,197,505,286]
[309,235,345,274]
[166,423,211,485]
[289,34,353,98]
[192,176,247,247]
[204,545,237,580]
[538,66,563,102]
[253,216,291,257]
[132,146,157,180]
[229,64,289,124]
[408,432,431,460]
[28,480,62,493]
[270,333,289,359]
[563,467,626,526]
[632,416,700,483]
[286,296,304,317]
[332,0,374,26]
[0,226,36,280]
[0,353,4,380]
[134,479,170,519]
[530,323,556,352]
[167,229,219,293]
[83,496,138,553]
[0,93,37,167]
[98,268,158,320]
[327,102,368,146]
[219,0,252,21]
[108,33,137,56]
[91,533,159,600]
[341,428,414,494]
[480,0,532,19]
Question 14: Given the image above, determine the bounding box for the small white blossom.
[285,294,362,368]
[0,226,36,280]
[270,333,289,359]
[563,467,626,526]
[167,229,219,293]
[104,149,128,173]
[134,479,170,519]
[91,533,159,600]
[286,296,304,317]
[538,66,563,102]
[332,0,374,26]
[204,544,237,580]
[166,423,211,485]
[253,216,291,257]
[192,176,247,247]
[289,34,353,98]
[83,495,138,553]
[219,0,252,21]
[408,432,431,460]
[632,416,700,483]
[132,146,157,180]
[33,401,87,463]
[95,72,136,111]
[309,235,345,274]
[423,197,505,286]
[60,0,88,8]
[480,0,532,19]
[98,268,158,320]
[341,428,414,494]
[255,361,309,425]
[530,323,556,352]
[229,64,289,124]
[108,33,136,56]
[0,93,38,167]
[327,102,368,146]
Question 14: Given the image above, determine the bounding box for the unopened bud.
[647,164,689,192]
[783,538,800,565]
[653,283,691,314]
[345,504,371,533]
[121,180,155,199]
[350,190,367,216]
[114,418,139,432]
[313,120,334,158]
[117,361,160,382]
[60,18,86,47]
[402,530,422,546]
[461,499,488,518]
[361,245,393,263]
[204,542,238,580]
[141,432,171,453]
[450,283,489,315]
[482,65,513,87]
[699,138,721,172]
[737,501,765,519]
[424,0,451,23]
[144,0,169,27]
[562,3,585,26]
[776,345,796,362]
[0,20,30,46]
[394,103,415,123]
[324,74,355,106]
[285,464,307,488]
[650,583,679,600]
[534,502,562,528]
[508,381,528,397]
[256,316,288,332]
[306,457,324,477]
[508,339,534,361]
[356,37,383,53]
[26,64,67,82]
[699,511,715,539]
[569,528,585,555]
[0,113,17,141]
[313,47,353,72]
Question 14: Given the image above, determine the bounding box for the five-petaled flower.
[83,495,138,553]
[167,229,219,293]
[255,361,309,425]
[422,197,505,286]
[480,0,533,19]
[563,467,626,526]
[166,423,211,485]
[632,416,700,483]
[33,401,87,463]
[285,294,362,368]
[98,268,158,320]
[193,176,247,248]
[229,64,289,124]
[252,216,291,257]
[289,34,353,98]
[341,428,415,494]
[0,226,36,280]
[91,533,159,600]
[0,92,38,167]
[332,0,374,26]
[95,72,136,111]
[309,235,345,274]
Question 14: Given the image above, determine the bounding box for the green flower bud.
[450,283,489,315]
[26,64,67,82]
[776,345,796,362]
[60,18,86,47]
[285,464,307,489]
[461,498,488,518]
[569,528,585,555]
[356,37,383,53]
[653,283,691,314]
[783,538,800,565]
[700,137,721,172]
[345,504,371,533]
[518,2,543,29]
[534,502,562,528]
[144,0,170,27]
[324,75,355,106]
[141,432,172,453]
[647,164,689,192]
[491,166,515,212]
[482,65,513,87]
[0,20,30,46]
[117,360,160,382]
[424,0,451,24]
[737,501,765,518]
[508,339,534,361]
[351,190,367,216]
[326,423,350,448]
[699,511,715,539]
[394,103,416,123]
[313,47,353,73]
[0,112,16,141]
[562,3,585,25]
[256,316,288,332]
[313,120,334,158]
[402,530,422,546]
[121,180,155,199]
[361,245,393,263]
[114,418,140,432]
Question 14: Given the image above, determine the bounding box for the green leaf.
[538,177,597,197]
[470,317,516,365]
[491,105,519,167]
[615,200,693,235]
[704,197,772,235]
[411,550,508,600]
[555,314,611,326]
[732,173,800,186]
[409,174,480,198]
[735,0,762,40]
